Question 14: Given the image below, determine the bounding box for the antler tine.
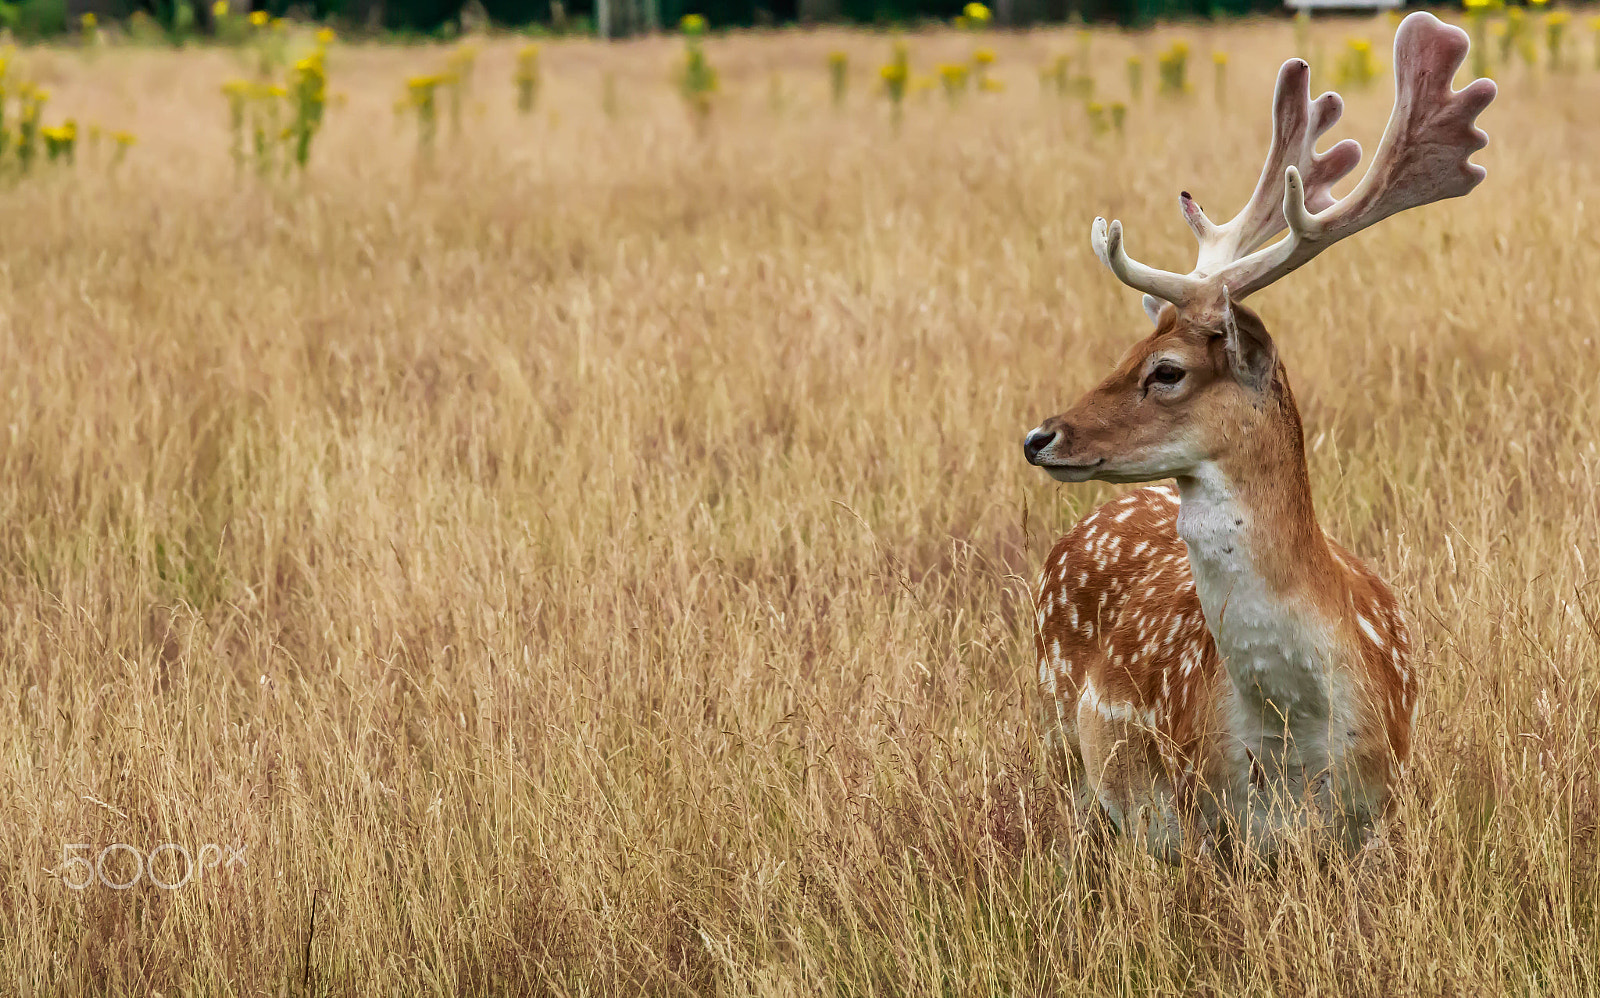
[1090,217,1202,311]
[1214,12,1496,303]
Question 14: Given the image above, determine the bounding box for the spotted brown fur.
[1033,483,1417,859]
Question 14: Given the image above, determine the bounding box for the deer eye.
[1146,363,1186,388]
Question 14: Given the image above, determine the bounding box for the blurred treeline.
[35,0,1284,38]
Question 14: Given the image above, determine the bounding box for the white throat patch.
[1174,468,1343,780]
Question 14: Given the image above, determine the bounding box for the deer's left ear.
[1221,293,1277,397]
[1142,294,1167,325]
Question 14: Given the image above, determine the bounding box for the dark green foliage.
[10,0,1285,39]
[480,0,553,27]
[0,0,69,39]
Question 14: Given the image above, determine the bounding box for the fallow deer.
[1022,12,1495,862]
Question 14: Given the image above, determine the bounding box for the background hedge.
[59,0,1290,37]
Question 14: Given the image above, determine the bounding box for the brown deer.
[1021,12,1495,862]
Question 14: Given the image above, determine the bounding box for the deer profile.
[1022,12,1495,862]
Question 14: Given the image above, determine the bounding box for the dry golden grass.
[2,16,1598,995]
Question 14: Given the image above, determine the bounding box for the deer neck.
[1173,379,1345,735]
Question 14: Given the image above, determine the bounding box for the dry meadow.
[1,14,1598,996]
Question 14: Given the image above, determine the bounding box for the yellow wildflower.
[963,2,991,21]
[680,13,707,34]
[42,120,77,161]
[972,47,996,65]
[316,27,336,45]
[249,10,268,26]
[408,73,447,100]
[213,1,229,16]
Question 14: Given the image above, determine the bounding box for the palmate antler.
[1093,12,1496,320]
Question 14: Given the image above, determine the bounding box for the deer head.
[1023,12,1495,484]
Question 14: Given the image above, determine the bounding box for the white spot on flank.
[1357,615,1381,646]
[1114,509,1135,523]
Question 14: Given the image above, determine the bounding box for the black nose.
[1022,427,1057,465]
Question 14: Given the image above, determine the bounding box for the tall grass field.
[1,13,1598,995]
